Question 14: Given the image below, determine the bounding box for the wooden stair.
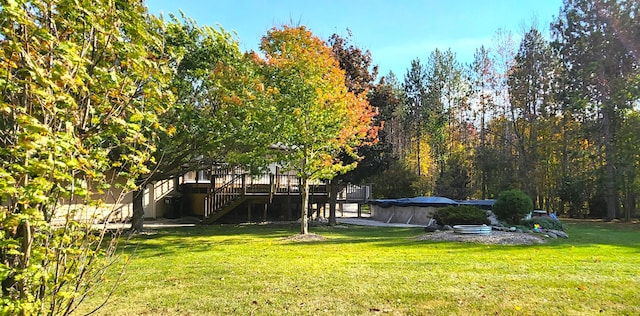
[202,172,246,224]
[199,167,329,224]
[203,195,247,224]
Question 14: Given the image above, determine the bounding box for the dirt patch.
[415,230,546,245]
[282,233,328,242]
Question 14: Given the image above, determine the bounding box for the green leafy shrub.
[521,216,566,231]
[492,190,533,225]
[434,205,490,226]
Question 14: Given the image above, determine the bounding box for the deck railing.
[201,169,329,220]
[338,183,371,203]
[203,173,244,218]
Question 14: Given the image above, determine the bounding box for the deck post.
[269,174,275,202]
[285,195,292,220]
[247,203,252,223]
[242,174,247,195]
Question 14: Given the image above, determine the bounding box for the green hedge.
[434,205,490,226]
[492,190,533,225]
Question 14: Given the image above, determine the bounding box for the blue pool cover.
[457,199,496,210]
[370,196,459,208]
[370,197,496,209]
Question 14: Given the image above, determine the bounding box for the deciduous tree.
[0,0,172,314]
[327,32,389,225]
[260,25,376,234]
[129,14,268,231]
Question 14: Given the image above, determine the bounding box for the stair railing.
[204,173,245,218]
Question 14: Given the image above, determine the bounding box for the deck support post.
[285,195,292,221]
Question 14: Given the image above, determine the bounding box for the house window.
[197,170,210,182]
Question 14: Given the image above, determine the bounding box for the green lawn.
[78,220,640,315]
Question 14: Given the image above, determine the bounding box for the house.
[56,163,371,225]
[52,170,178,225]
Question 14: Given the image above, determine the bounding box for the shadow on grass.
[120,219,640,258]
[120,223,298,257]
[121,223,428,257]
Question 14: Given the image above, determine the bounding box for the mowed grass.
[78,220,640,315]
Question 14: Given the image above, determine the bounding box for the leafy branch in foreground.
[0,0,172,314]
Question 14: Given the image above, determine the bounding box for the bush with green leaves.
[521,216,566,231]
[492,190,533,225]
[433,205,490,226]
[0,1,171,314]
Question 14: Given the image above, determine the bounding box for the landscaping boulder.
[486,211,500,226]
[549,230,568,238]
[424,223,443,232]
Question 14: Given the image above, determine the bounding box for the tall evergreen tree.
[425,49,466,177]
[403,59,428,176]
[553,0,640,220]
[470,45,495,199]
[508,27,560,203]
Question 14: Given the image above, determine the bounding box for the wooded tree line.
[374,0,640,221]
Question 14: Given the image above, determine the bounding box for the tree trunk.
[416,124,421,176]
[480,103,487,200]
[300,176,309,235]
[626,191,635,222]
[131,186,144,232]
[602,110,617,221]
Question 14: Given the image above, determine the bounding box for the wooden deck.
[181,169,327,223]
[178,166,371,223]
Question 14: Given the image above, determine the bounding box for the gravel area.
[415,230,546,245]
[282,233,328,242]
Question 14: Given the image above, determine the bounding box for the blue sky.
[145,0,564,78]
